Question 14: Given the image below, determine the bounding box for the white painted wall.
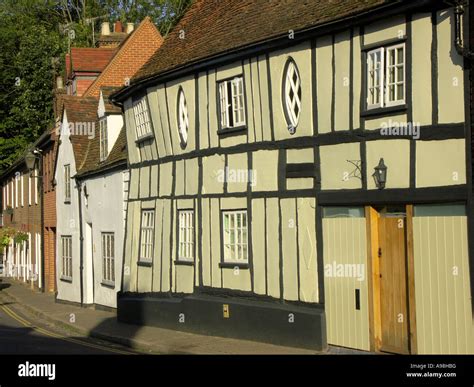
[55,111,87,304]
[81,168,128,308]
[98,91,124,155]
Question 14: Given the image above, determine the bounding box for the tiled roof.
[66,47,117,77]
[60,96,99,171]
[96,32,128,47]
[83,17,163,97]
[101,86,122,113]
[76,126,127,177]
[132,0,387,82]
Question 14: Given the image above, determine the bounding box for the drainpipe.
[76,178,84,307]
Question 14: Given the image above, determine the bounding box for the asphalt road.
[0,298,135,355]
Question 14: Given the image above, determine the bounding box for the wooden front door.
[377,208,410,354]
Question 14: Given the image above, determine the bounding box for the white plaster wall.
[82,169,127,308]
[106,114,123,154]
[55,111,83,304]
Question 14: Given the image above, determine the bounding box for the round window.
[283,59,302,134]
[177,88,189,148]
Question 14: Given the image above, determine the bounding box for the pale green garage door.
[322,207,370,351]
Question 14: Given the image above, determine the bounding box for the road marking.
[0,303,135,355]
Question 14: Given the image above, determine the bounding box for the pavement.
[0,278,368,355]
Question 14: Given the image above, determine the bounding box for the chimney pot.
[126,22,135,34]
[101,22,110,36]
[56,76,64,90]
[114,21,123,33]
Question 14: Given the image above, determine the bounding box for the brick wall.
[1,167,42,288]
[84,18,163,97]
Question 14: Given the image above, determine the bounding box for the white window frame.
[177,88,189,147]
[64,164,71,203]
[177,210,194,262]
[139,210,155,262]
[366,43,405,110]
[28,173,31,206]
[133,97,153,140]
[385,43,406,107]
[20,173,24,207]
[283,59,302,129]
[61,236,72,279]
[34,167,38,205]
[15,175,18,208]
[222,210,248,264]
[101,232,115,284]
[99,117,108,161]
[218,76,246,130]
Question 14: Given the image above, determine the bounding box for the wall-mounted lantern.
[372,158,387,190]
[25,150,39,173]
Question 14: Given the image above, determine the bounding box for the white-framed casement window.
[15,175,18,208]
[218,76,246,130]
[99,117,108,161]
[222,210,248,264]
[64,164,71,202]
[178,210,194,262]
[28,173,31,206]
[367,43,405,109]
[20,173,24,207]
[283,59,302,131]
[139,209,155,262]
[34,167,38,205]
[177,88,189,147]
[61,236,72,279]
[133,97,153,140]
[101,232,115,284]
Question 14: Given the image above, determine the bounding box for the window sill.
[137,260,153,267]
[361,104,407,118]
[219,262,249,269]
[64,199,71,204]
[174,259,194,266]
[60,276,72,283]
[217,125,247,138]
[135,133,154,144]
[101,280,115,288]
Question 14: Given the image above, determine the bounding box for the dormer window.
[218,76,246,131]
[99,117,108,161]
[367,43,405,110]
[133,96,153,141]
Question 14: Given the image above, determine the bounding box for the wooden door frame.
[365,204,417,354]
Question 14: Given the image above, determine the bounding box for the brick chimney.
[114,21,123,33]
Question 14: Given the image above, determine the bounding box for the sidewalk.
[0,279,329,355]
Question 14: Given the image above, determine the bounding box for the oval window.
[283,59,301,133]
[177,88,189,148]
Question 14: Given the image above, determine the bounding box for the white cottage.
[55,96,98,305]
[75,87,129,308]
